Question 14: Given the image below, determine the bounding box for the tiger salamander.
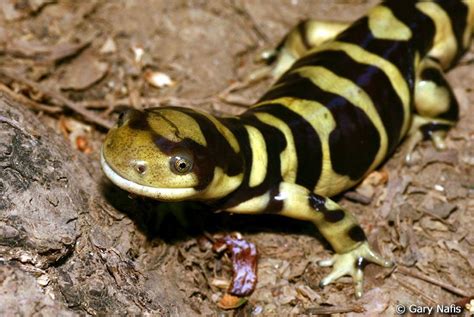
[101,0,474,298]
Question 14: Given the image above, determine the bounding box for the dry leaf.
[60,51,108,91]
[217,294,247,310]
[213,233,258,297]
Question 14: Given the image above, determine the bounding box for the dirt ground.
[0,0,473,315]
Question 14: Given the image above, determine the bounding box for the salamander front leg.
[405,116,455,164]
[228,182,393,298]
[405,57,459,163]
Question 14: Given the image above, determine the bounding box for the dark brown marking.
[297,20,311,50]
[249,103,323,190]
[177,108,243,178]
[262,186,284,214]
[419,122,452,140]
[292,49,404,154]
[355,257,366,269]
[116,111,127,127]
[215,115,287,210]
[308,193,345,223]
[420,67,444,85]
[323,209,345,223]
[386,1,436,55]
[138,107,244,191]
[348,225,367,242]
[127,109,151,130]
[328,95,381,180]
[435,0,469,65]
[335,16,417,92]
[260,72,380,181]
[308,193,327,211]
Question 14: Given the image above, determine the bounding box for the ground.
[0,0,473,315]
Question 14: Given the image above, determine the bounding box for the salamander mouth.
[100,148,197,201]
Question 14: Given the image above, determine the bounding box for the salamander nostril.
[135,162,147,174]
[117,111,126,127]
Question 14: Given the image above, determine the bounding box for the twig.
[419,208,455,231]
[229,0,269,44]
[79,96,214,109]
[393,274,438,305]
[344,191,372,205]
[0,115,31,136]
[79,95,251,111]
[0,83,62,114]
[0,69,113,129]
[396,266,471,297]
[126,77,142,109]
[304,304,365,315]
[380,174,406,219]
[78,67,266,112]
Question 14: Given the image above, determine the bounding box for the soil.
[0,0,473,315]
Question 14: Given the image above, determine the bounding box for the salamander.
[101,0,474,298]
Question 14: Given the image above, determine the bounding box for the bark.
[0,95,195,316]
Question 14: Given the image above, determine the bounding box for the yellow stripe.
[415,59,450,117]
[416,1,457,69]
[294,65,388,173]
[309,41,411,137]
[306,20,349,47]
[244,125,268,187]
[226,192,270,213]
[368,6,412,41]
[200,167,244,199]
[150,109,207,147]
[464,0,474,48]
[253,112,297,183]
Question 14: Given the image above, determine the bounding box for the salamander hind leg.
[406,57,460,163]
[233,182,393,298]
[317,241,392,298]
[260,20,349,78]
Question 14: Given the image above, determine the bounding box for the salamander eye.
[170,155,193,175]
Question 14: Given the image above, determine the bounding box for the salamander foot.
[318,241,393,298]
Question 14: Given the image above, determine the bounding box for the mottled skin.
[102,0,474,298]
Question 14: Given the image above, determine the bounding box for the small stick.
[0,70,113,129]
[79,94,251,111]
[344,191,372,205]
[304,304,365,315]
[396,266,471,297]
[419,208,455,231]
[229,0,269,44]
[0,115,31,136]
[78,72,262,112]
[0,83,62,114]
[393,274,438,305]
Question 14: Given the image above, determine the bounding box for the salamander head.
[101,107,218,201]
[101,108,213,200]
